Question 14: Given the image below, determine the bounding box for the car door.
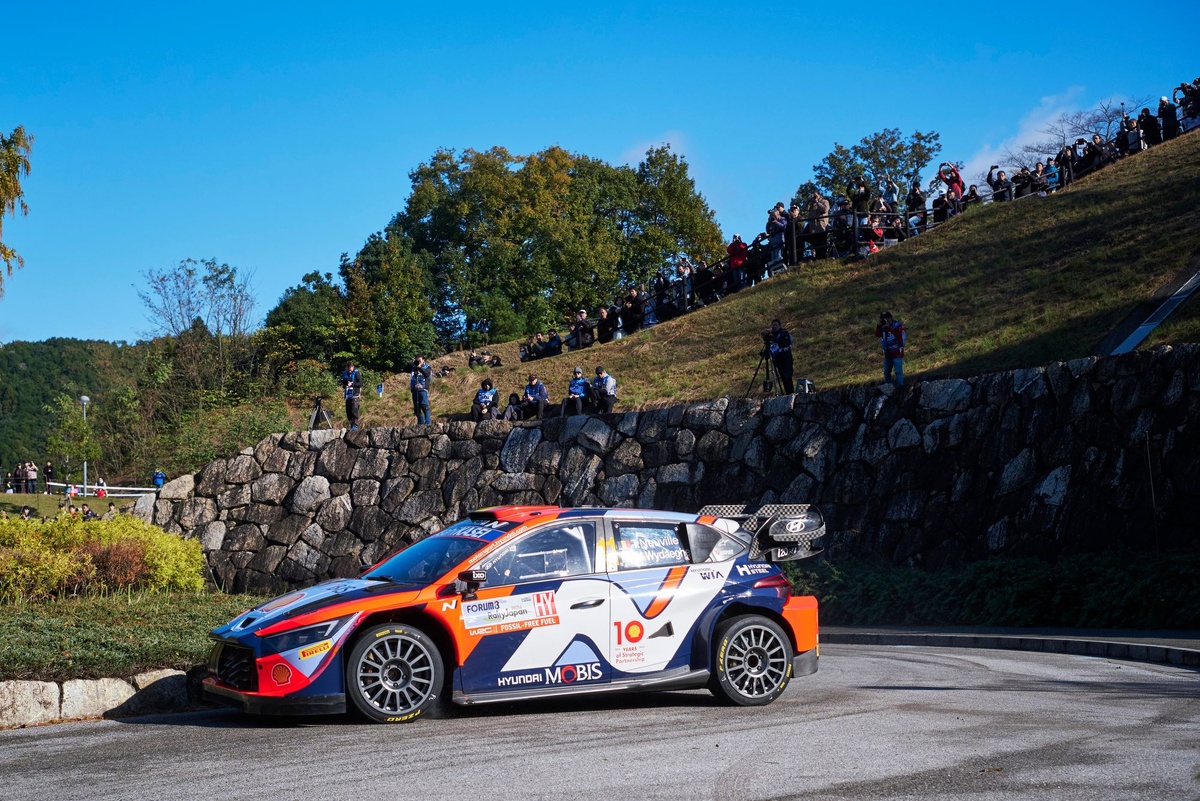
[603,519,729,678]
[456,519,611,697]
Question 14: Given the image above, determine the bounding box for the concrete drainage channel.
[3,632,1197,729]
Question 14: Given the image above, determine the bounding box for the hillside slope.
[357,131,1200,424]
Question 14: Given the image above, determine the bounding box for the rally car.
[203,503,824,723]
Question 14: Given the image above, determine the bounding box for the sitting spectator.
[592,366,617,414]
[1139,108,1162,146]
[987,167,1014,201]
[521,373,549,420]
[567,310,595,350]
[544,329,564,357]
[471,378,499,421]
[101,502,117,521]
[560,366,590,417]
[500,393,522,421]
[81,503,96,520]
[1160,96,1180,141]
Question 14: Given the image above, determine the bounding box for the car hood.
[212,578,422,637]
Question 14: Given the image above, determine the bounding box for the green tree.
[263,271,341,363]
[0,125,33,297]
[806,128,941,200]
[43,393,101,484]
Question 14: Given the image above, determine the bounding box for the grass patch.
[786,552,1200,629]
[0,591,269,682]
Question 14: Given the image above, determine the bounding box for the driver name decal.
[462,591,560,636]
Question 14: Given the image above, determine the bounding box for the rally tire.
[346,624,444,723]
[710,615,793,707]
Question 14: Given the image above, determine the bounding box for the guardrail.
[44,481,156,499]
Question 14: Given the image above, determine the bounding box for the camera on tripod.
[759,330,773,359]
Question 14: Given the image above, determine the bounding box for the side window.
[613,523,690,570]
[683,523,744,563]
[476,522,596,586]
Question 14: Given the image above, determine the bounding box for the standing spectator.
[43,460,55,494]
[875,311,907,387]
[938,163,964,210]
[805,191,830,248]
[15,462,26,493]
[560,367,590,417]
[341,360,363,431]
[768,319,795,395]
[677,260,694,309]
[727,235,748,289]
[962,185,983,209]
[623,290,645,334]
[846,178,870,221]
[471,378,499,421]
[905,182,927,233]
[881,177,900,212]
[766,207,787,270]
[521,373,549,420]
[1044,160,1059,191]
[592,367,618,414]
[596,307,616,344]
[410,354,432,425]
[1056,143,1075,188]
[931,192,949,224]
[987,167,1014,202]
[1159,96,1180,141]
[1012,166,1034,199]
[1139,108,1162,146]
[152,469,166,493]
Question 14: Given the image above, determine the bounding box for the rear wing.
[699,503,825,563]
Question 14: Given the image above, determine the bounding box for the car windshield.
[361,519,513,586]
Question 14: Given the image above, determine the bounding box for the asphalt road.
[2,645,1197,801]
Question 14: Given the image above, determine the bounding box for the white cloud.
[962,87,1086,181]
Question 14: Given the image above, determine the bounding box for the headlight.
[261,616,353,655]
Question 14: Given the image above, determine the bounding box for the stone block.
[61,678,135,720]
[0,681,60,728]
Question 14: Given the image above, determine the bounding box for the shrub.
[0,515,203,602]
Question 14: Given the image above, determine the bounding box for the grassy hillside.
[349,132,1200,425]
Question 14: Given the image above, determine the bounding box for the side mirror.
[457,569,487,601]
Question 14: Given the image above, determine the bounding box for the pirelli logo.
[299,640,332,660]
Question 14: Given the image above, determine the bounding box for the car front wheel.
[711,615,793,706]
[346,624,444,723]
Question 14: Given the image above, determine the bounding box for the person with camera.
[567,310,595,351]
[1159,96,1181,141]
[766,206,788,270]
[410,354,432,425]
[727,234,748,290]
[875,311,907,387]
[560,367,590,417]
[987,166,1013,202]
[766,319,794,395]
[341,360,363,430]
[905,182,927,235]
[1138,107,1162,147]
[471,378,499,421]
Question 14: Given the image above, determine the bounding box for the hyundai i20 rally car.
[204,504,824,723]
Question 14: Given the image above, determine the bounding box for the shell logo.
[625,621,644,643]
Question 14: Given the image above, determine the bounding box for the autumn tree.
[0,125,33,298]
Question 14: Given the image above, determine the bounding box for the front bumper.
[203,678,346,716]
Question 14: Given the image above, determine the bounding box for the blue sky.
[1,1,1193,343]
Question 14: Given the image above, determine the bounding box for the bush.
[0,515,204,602]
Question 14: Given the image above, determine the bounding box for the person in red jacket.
[726,235,748,290]
[938,163,964,212]
[875,311,907,387]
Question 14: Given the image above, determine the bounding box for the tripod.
[308,396,334,430]
[744,349,784,398]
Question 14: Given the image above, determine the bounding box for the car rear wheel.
[710,615,792,706]
[346,624,444,723]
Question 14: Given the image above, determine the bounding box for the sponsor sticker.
[298,640,332,660]
[735,563,774,577]
[462,590,560,636]
[496,662,604,688]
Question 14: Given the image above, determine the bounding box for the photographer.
[987,166,1013,202]
[341,360,364,430]
[567,309,595,351]
[727,235,748,290]
[905,182,927,234]
[875,311,907,387]
[766,319,794,395]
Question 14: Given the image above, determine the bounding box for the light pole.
[80,395,89,497]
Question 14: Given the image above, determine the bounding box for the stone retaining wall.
[139,345,1200,595]
[0,669,200,729]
